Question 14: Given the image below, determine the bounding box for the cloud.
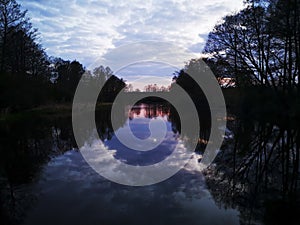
[115,61,177,89]
[117,62,178,77]
[19,0,244,69]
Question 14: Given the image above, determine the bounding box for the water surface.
[1,103,299,225]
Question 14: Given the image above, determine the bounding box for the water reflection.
[0,103,299,225]
[205,116,300,225]
[20,148,239,225]
[106,103,180,166]
[128,104,171,119]
[0,115,77,225]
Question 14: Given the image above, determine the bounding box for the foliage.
[0,0,126,112]
[203,0,300,91]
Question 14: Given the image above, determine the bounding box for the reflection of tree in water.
[4,102,299,225]
[168,104,211,153]
[0,106,122,225]
[205,117,300,225]
[95,106,117,141]
[128,103,171,120]
[0,115,77,225]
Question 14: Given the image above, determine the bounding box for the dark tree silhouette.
[0,0,28,72]
[203,0,300,92]
[54,60,85,102]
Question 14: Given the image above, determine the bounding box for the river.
[0,102,299,225]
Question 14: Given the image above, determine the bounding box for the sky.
[19,0,245,88]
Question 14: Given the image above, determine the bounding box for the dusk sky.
[18,0,245,87]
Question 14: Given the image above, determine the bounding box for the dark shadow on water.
[205,110,300,225]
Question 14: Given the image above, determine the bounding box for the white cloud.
[19,0,244,68]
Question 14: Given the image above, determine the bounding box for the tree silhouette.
[55,60,85,102]
[1,0,27,72]
[203,0,300,91]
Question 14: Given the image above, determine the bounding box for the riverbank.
[0,103,114,122]
[1,87,300,126]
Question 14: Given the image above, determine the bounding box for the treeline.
[173,0,300,119]
[0,0,125,113]
[204,0,300,91]
[175,0,300,91]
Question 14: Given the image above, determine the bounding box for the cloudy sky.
[19,0,244,87]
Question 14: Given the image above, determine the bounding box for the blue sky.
[19,0,244,88]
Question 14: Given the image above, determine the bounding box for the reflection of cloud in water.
[80,137,191,185]
[24,148,239,225]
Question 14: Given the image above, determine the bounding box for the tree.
[267,0,300,91]
[0,0,28,72]
[203,0,300,91]
[204,5,269,87]
[55,60,85,101]
[125,83,133,92]
[79,66,126,102]
[0,0,50,77]
[93,65,113,86]
[0,0,54,111]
